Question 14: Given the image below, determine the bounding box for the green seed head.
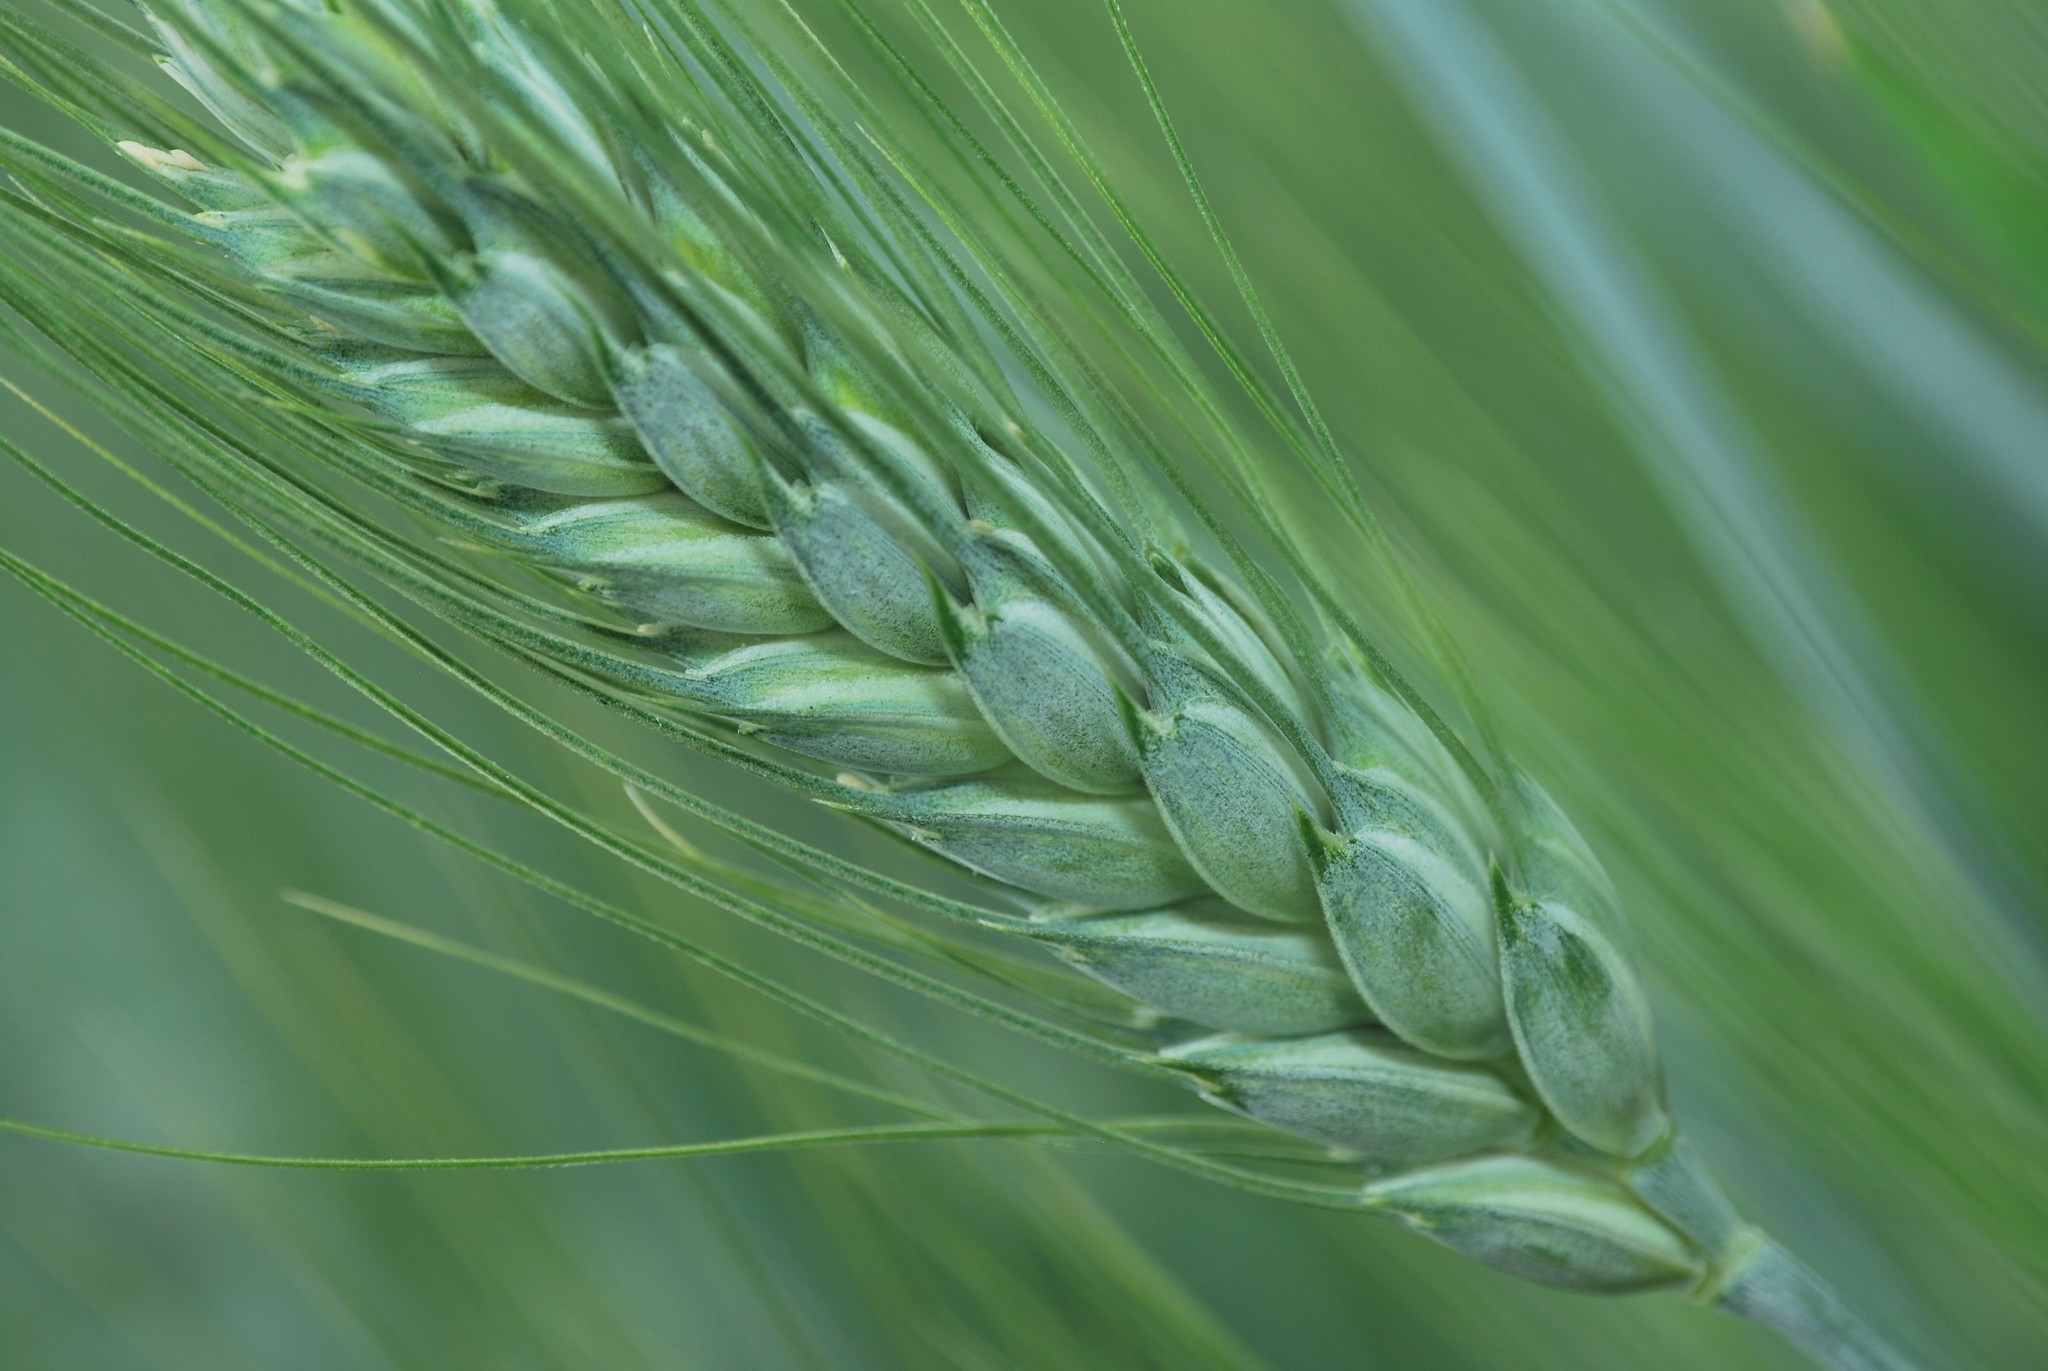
[65,5,1808,1330]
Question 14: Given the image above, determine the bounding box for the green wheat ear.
[0,0,1916,1366]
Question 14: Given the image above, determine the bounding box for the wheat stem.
[1711,1242,1915,1371]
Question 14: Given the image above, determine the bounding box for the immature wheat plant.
[0,0,1919,1365]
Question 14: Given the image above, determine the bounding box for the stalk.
[1714,1243,1917,1371]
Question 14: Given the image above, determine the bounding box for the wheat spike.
[5,0,1916,1364]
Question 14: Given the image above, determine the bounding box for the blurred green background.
[2,0,2044,1367]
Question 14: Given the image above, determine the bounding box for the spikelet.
[1027,903,1368,1036]
[936,530,1145,794]
[1367,1155,1703,1293]
[1161,1030,1542,1161]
